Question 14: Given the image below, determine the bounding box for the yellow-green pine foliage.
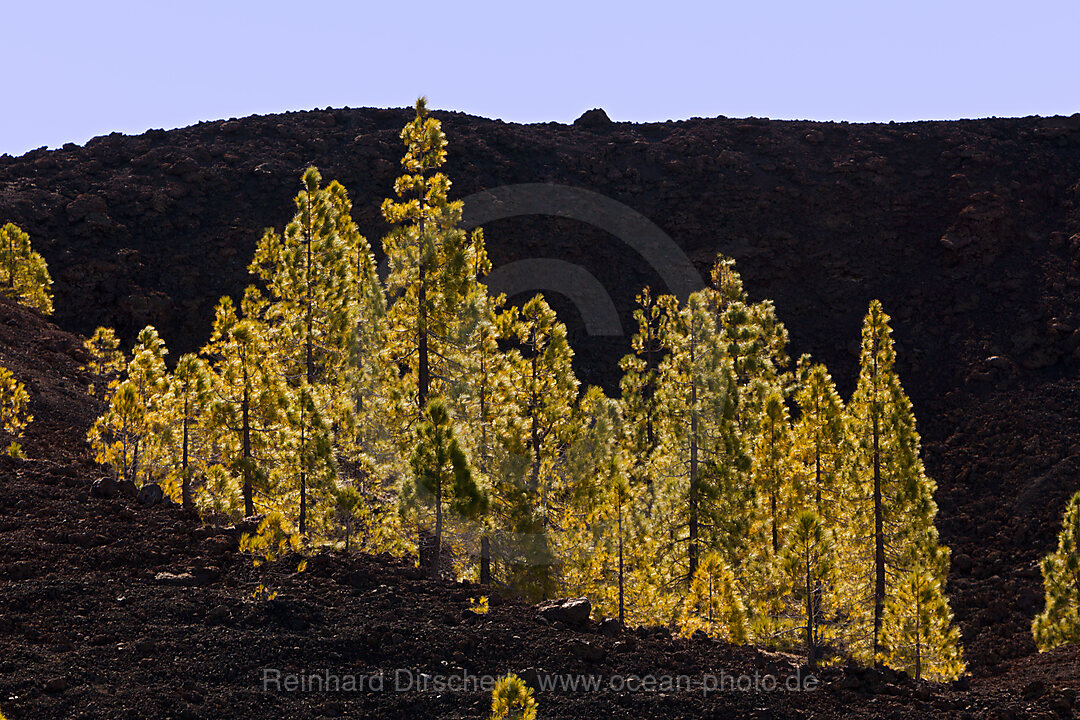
[753,391,794,556]
[0,222,53,314]
[495,294,578,597]
[881,559,965,681]
[652,291,747,583]
[847,299,960,673]
[790,356,849,523]
[681,551,750,644]
[619,287,664,485]
[161,353,213,511]
[82,326,126,399]
[1033,490,1080,650]
[489,674,537,720]
[203,291,287,518]
[560,386,632,620]
[249,167,366,535]
[705,256,790,436]
[781,510,836,666]
[0,366,31,457]
[87,326,170,485]
[401,397,486,577]
[382,97,486,416]
[787,356,856,652]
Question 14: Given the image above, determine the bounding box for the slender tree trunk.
[771,490,779,555]
[872,344,885,665]
[181,398,192,512]
[914,596,922,681]
[432,473,442,579]
[688,333,699,583]
[241,370,254,518]
[480,535,491,585]
[806,542,816,667]
[618,496,626,624]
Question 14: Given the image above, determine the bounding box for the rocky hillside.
[3,107,1080,677]
[0,293,1077,720]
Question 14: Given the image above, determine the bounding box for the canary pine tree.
[0,222,53,315]
[560,386,630,619]
[401,397,487,577]
[790,356,848,521]
[754,391,794,555]
[87,326,170,486]
[489,674,538,720]
[781,510,836,666]
[881,559,965,681]
[619,287,665,486]
[82,326,126,400]
[653,291,747,582]
[163,353,213,511]
[249,167,360,535]
[847,299,958,673]
[682,551,750,644]
[1033,490,1080,650]
[204,291,287,518]
[0,366,31,457]
[383,97,485,416]
[496,294,578,595]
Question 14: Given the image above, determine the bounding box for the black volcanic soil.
[2,107,1080,714]
[0,296,1077,719]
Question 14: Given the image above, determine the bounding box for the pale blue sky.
[3,0,1077,156]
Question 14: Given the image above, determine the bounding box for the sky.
[2,0,1078,157]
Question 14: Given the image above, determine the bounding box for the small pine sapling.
[0,366,31,458]
[0,222,53,315]
[1033,490,1080,651]
[489,673,537,720]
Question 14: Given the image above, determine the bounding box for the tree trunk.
[618,497,626,624]
[431,471,443,579]
[241,375,254,518]
[688,333,699,583]
[480,535,491,585]
[181,399,192,512]
[806,542,816,667]
[872,345,886,665]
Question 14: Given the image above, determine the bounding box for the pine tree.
[880,559,965,681]
[619,287,664,486]
[847,299,957,667]
[87,326,170,485]
[560,386,632,620]
[0,366,31,457]
[754,390,794,556]
[652,291,747,583]
[682,550,750,644]
[203,291,287,518]
[790,356,848,523]
[498,294,578,596]
[249,167,362,535]
[1033,490,1080,651]
[489,674,537,720]
[402,397,487,578]
[0,222,53,315]
[788,356,852,651]
[382,97,485,415]
[82,326,126,400]
[163,353,213,512]
[781,510,836,666]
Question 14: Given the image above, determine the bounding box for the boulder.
[536,597,592,628]
[90,477,118,499]
[138,483,164,507]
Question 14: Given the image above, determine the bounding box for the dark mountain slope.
[2,108,1080,676]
